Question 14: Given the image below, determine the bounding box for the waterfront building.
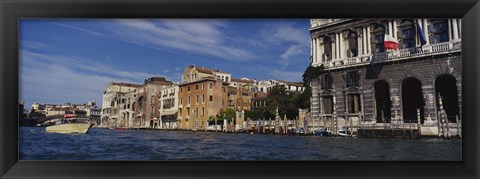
[178,66,259,130]
[182,65,231,84]
[133,77,174,129]
[100,82,141,128]
[178,77,224,130]
[309,19,461,136]
[254,79,305,93]
[86,106,101,126]
[225,78,257,110]
[159,84,179,129]
[31,102,46,111]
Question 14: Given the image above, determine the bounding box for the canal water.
[19,127,461,160]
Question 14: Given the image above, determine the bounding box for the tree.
[217,108,236,122]
[299,64,325,111]
[244,108,273,121]
[266,85,299,120]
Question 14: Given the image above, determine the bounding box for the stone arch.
[401,77,425,123]
[434,74,460,123]
[373,80,392,123]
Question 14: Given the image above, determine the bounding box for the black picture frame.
[1,0,479,178]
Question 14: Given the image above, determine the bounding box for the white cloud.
[20,50,179,107]
[108,19,255,61]
[53,23,105,36]
[279,44,306,66]
[21,40,49,49]
[259,22,310,66]
[269,69,303,82]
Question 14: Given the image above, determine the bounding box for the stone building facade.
[135,77,174,128]
[309,19,462,136]
[100,82,141,128]
[178,77,224,130]
[159,84,179,129]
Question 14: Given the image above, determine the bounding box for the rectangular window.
[202,107,205,116]
[209,83,213,89]
[202,83,205,89]
[202,94,205,102]
[180,87,183,93]
[196,95,199,103]
[209,95,213,101]
[346,71,359,87]
[347,94,361,113]
[322,96,334,114]
[429,20,449,44]
[196,85,199,90]
[401,28,416,49]
[321,74,333,89]
[188,86,190,91]
[374,34,385,53]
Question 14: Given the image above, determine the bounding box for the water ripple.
[19,127,461,161]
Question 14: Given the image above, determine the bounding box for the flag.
[416,20,427,46]
[383,34,399,50]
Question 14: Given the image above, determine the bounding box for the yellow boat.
[46,117,92,134]
[46,123,92,134]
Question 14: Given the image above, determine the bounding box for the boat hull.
[46,123,92,134]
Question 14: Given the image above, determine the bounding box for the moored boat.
[337,126,352,137]
[315,127,332,137]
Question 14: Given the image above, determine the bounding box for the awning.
[160,110,177,116]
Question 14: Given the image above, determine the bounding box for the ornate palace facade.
[309,19,462,136]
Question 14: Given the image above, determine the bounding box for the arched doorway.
[435,74,459,123]
[402,77,425,123]
[374,80,392,123]
[149,120,154,128]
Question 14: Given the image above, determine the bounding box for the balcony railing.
[315,40,461,70]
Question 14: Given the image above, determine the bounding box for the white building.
[100,82,141,128]
[159,84,179,129]
[253,79,304,93]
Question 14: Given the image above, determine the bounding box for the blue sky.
[20,19,311,108]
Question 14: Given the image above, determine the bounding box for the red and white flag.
[384,34,399,51]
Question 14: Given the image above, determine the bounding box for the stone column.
[423,19,430,45]
[392,20,397,39]
[312,38,317,63]
[310,38,314,62]
[447,19,452,41]
[362,27,367,55]
[366,26,371,54]
[452,19,459,40]
[458,19,462,38]
[339,32,343,59]
[357,30,363,57]
[388,20,393,35]
[318,37,324,62]
[335,33,340,59]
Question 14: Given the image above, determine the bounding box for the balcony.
[314,40,461,70]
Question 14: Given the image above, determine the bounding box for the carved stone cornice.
[354,28,363,35]
[341,30,350,38]
[326,34,336,42]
